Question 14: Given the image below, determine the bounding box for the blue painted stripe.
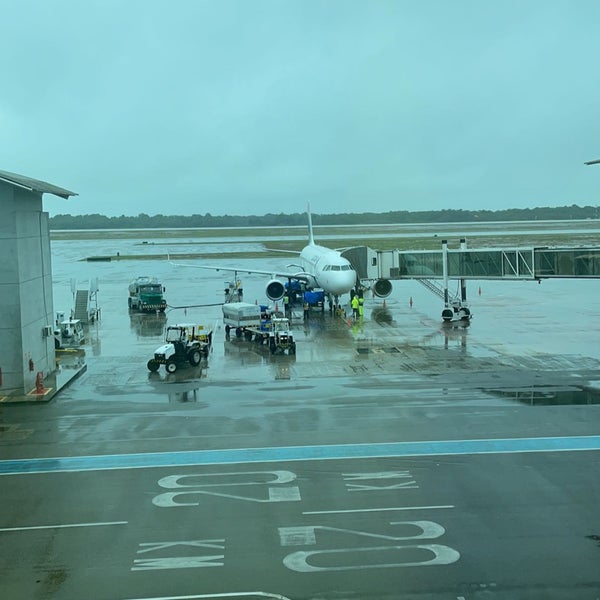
[1,436,599,476]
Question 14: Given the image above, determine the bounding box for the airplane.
[170,204,393,308]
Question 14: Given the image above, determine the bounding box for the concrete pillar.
[0,181,56,395]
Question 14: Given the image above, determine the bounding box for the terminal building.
[0,169,77,397]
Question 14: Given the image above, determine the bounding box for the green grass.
[58,223,598,261]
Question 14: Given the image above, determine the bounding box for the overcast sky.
[1,1,599,217]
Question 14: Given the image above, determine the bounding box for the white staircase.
[73,290,89,322]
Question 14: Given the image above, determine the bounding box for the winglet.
[307,202,315,245]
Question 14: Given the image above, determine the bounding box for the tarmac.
[1,264,599,599]
[0,349,87,405]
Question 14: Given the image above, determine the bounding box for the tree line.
[48,205,599,230]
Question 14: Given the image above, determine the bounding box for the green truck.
[128,276,167,312]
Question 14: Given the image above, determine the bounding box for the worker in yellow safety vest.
[351,294,359,318]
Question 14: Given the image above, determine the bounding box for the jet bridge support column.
[460,238,467,303]
[458,238,471,321]
[441,240,453,321]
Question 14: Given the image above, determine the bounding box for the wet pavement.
[0,237,599,599]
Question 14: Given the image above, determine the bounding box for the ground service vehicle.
[222,302,272,340]
[147,323,212,373]
[128,276,167,312]
[269,317,296,355]
[222,303,295,354]
[53,318,85,349]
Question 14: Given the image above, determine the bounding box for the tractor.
[269,317,296,355]
[147,324,212,373]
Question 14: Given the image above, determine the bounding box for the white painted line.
[303,505,454,515]
[0,520,128,532]
[121,593,292,600]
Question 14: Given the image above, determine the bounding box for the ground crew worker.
[358,293,364,318]
[351,294,359,319]
[283,293,290,316]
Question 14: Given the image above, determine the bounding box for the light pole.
[584,159,600,219]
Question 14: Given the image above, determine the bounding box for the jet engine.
[372,278,393,298]
[266,279,286,301]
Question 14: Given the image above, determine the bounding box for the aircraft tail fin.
[307,202,315,245]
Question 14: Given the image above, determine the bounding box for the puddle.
[483,386,600,405]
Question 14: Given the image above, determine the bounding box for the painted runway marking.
[122,594,292,600]
[303,505,454,515]
[0,520,127,532]
[1,435,600,475]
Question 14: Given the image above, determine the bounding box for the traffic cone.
[34,372,46,395]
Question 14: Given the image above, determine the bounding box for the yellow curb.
[27,387,53,397]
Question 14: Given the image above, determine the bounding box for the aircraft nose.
[332,269,356,294]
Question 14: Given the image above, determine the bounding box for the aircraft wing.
[169,259,311,283]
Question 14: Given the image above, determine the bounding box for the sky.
[1,0,599,217]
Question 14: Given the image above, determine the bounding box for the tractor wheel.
[289,343,296,355]
[166,359,178,373]
[147,359,160,372]
[188,349,201,366]
[128,297,132,309]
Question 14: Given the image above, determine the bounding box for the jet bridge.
[342,241,600,322]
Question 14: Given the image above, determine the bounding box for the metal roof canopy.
[0,168,77,199]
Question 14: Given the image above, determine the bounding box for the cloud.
[1,0,599,216]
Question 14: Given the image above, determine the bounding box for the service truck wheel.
[147,359,160,372]
[188,349,201,366]
[166,359,177,373]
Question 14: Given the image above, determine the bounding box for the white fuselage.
[299,243,356,296]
